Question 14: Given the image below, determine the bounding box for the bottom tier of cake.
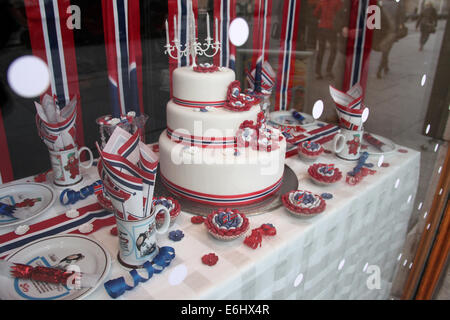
[158,130,286,206]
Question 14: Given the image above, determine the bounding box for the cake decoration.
[308,163,343,185]
[110,226,118,236]
[153,196,181,227]
[282,190,326,217]
[193,63,219,73]
[224,80,260,112]
[298,141,324,161]
[205,208,249,241]
[321,193,333,200]
[346,152,376,185]
[191,216,205,224]
[168,230,184,242]
[243,223,277,249]
[236,116,282,152]
[201,253,219,266]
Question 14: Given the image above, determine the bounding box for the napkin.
[246,61,276,95]
[97,127,158,221]
[35,94,78,151]
[329,84,366,131]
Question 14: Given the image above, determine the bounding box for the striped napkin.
[329,84,366,131]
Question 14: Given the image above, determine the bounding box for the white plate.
[0,234,111,300]
[0,183,56,227]
[362,133,396,155]
[268,111,315,128]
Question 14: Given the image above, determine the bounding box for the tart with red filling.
[308,163,342,185]
[297,141,324,161]
[282,190,326,217]
[153,196,181,227]
[204,208,249,241]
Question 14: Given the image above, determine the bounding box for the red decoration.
[64,155,80,179]
[34,170,51,183]
[204,209,249,238]
[224,81,260,112]
[110,226,118,236]
[244,224,276,249]
[346,167,377,185]
[308,163,343,184]
[281,191,326,215]
[346,136,361,155]
[193,64,220,73]
[191,216,205,224]
[15,198,41,208]
[398,149,408,153]
[11,263,75,285]
[201,253,219,266]
[381,163,390,168]
[151,144,159,153]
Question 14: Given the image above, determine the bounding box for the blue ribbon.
[0,202,16,217]
[59,180,103,205]
[348,152,373,176]
[104,246,175,299]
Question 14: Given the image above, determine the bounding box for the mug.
[115,204,171,268]
[49,146,94,186]
[332,128,363,161]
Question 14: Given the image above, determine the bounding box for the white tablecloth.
[0,143,420,300]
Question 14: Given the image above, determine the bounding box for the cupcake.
[282,190,326,217]
[297,141,324,161]
[204,208,249,241]
[308,163,342,186]
[153,197,181,228]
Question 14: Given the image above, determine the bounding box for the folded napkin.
[246,61,276,95]
[35,94,78,151]
[329,84,366,131]
[97,127,159,221]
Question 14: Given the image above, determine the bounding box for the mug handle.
[154,204,171,234]
[77,146,94,169]
[333,134,345,153]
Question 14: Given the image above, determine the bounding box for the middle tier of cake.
[166,99,262,139]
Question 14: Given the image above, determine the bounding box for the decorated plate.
[0,234,111,300]
[0,183,56,228]
[268,111,315,128]
[362,133,396,155]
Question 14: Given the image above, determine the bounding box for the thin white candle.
[165,19,169,45]
[206,12,210,39]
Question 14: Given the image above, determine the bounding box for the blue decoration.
[347,152,373,177]
[0,202,16,217]
[59,180,103,206]
[153,198,172,209]
[215,210,241,229]
[104,246,175,298]
[200,108,208,112]
[321,193,333,200]
[168,230,184,242]
[292,111,305,123]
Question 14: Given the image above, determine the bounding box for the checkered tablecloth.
[83,142,419,300]
[0,141,420,299]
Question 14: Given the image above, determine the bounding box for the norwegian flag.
[213,0,237,70]
[24,0,85,147]
[101,0,144,118]
[274,0,301,111]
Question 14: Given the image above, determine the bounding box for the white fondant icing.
[159,131,286,196]
[172,66,235,102]
[167,99,261,138]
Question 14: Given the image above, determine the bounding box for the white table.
[0,143,420,300]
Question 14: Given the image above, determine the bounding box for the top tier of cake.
[172,66,235,104]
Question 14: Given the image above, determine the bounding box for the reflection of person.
[372,0,405,79]
[313,0,343,80]
[416,1,438,51]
